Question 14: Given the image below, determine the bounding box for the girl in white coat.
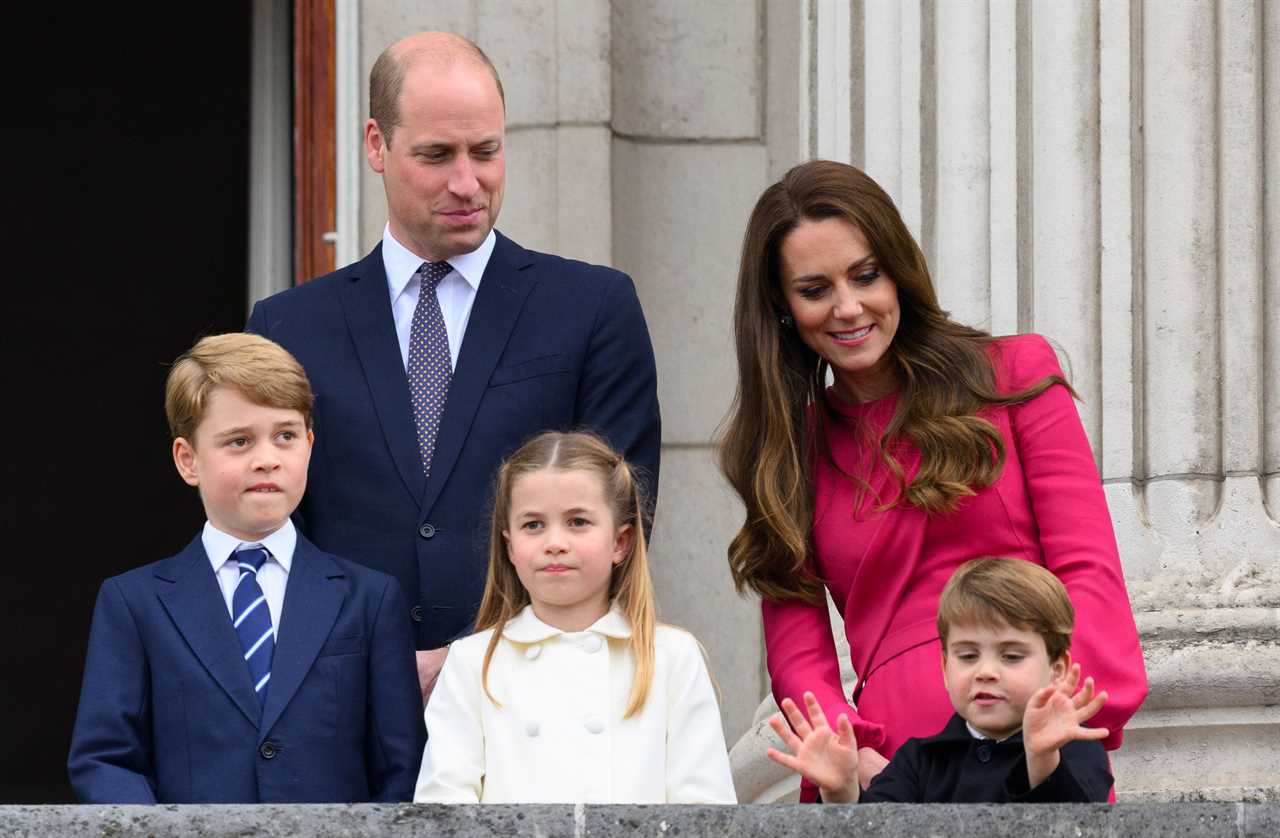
[414,431,737,804]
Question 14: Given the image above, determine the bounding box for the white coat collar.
[502,603,633,643]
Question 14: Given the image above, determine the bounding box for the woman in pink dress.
[719,161,1148,799]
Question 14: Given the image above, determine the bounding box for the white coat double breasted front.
[413,605,736,803]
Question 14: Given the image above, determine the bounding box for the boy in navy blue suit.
[68,333,425,803]
[768,558,1114,803]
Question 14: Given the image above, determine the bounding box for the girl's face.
[503,467,633,632]
[779,216,901,403]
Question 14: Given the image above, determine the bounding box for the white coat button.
[584,717,605,734]
[582,634,603,653]
[526,720,540,737]
[525,644,541,660]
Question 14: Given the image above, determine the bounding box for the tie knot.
[417,261,452,289]
[235,546,270,572]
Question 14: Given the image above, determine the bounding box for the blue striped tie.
[232,546,275,706]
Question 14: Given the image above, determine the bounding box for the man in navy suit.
[247,32,661,698]
[68,334,424,802]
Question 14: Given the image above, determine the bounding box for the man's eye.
[473,146,499,159]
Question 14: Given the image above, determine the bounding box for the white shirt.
[414,604,737,804]
[202,519,296,637]
[382,224,496,371]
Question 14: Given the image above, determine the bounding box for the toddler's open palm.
[766,691,859,798]
[1024,663,1110,757]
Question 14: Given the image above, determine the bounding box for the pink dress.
[762,334,1148,799]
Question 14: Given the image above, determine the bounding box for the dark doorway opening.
[1,6,255,802]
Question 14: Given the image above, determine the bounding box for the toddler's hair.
[936,558,1074,661]
[165,333,315,442]
[475,431,656,717]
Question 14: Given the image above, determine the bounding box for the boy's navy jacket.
[67,532,426,803]
[859,714,1113,803]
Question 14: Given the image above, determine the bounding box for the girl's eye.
[853,268,880,285]
[521,520,544,531]
[568,517,591,528]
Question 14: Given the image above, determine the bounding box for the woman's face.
[779,216,901,402]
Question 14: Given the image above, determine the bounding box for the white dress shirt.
[202,519,296,637]
[414,604,737,804]
[382,224,496,371]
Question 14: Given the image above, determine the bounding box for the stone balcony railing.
[2,803,1279,837]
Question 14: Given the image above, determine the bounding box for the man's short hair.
[165,333,315,442]
[369,34,506,147]
[937,558,1075,661]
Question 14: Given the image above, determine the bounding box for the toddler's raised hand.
[1023,663,1110,789]
[766,691,859,803]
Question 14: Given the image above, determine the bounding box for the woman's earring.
[779,314,794,327]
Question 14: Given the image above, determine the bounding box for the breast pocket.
[488,353,574,387]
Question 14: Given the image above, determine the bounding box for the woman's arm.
[1005,334,1150,748]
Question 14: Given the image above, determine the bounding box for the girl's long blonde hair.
[474,430,657,718]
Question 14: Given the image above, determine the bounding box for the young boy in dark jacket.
[768,558,1114,803]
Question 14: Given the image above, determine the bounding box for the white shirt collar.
[965,720,1017,742]
[203,519,297,574]
[382,224,495,303]
[501,602,633,644]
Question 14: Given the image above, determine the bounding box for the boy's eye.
[278,430,296,442]
[227,437,249,448]
[955,652,978,662]
[1002,653,1025,663]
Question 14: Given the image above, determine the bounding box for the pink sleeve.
[761,595,885,752]
[1004,334,1149,749]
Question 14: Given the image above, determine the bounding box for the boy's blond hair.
[165,333,315,442]
[937,558,1074,661]
[475,431,657,718]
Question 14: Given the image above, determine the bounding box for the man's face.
[365,59,506,261]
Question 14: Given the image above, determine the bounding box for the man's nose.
[448,158,480,199]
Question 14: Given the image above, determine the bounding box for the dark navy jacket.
[68,533,425,803]
[860,713,1113,803]
[247,234,661,648]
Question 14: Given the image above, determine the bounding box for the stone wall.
[4,803,1278,838]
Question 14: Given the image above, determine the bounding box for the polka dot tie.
[406,261,453,476]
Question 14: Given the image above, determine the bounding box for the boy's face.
[173,386,313,543]
[941,618,1067,740]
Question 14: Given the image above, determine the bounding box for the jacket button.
[524,644,541,660]
[584,717,605,735]
[582,634,603,654]
[260,742,278,760]
[418,523,436,539]
[976,744,992,763]
[410,606,424,623]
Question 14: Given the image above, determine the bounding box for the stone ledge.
[2,803,1278,837]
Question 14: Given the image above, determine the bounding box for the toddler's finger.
[781,697,814,738]
[768,712,802,750]
[804,692,830,729]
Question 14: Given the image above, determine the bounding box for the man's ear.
[612,524,634,565]
[365,118,388,173]
[173,437,200,487]
[1050,649,1072,684]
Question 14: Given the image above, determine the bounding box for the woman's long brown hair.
[474,431,657,717]
[718,160,1072,604]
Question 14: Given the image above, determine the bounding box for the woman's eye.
[797,285,825,300]
[853,268,880,285]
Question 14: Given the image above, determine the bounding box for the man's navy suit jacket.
[67,533,425,803]
[247,233,661,648]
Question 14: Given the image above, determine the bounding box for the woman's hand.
[1023,663,1109,789]
[767,691,861,803]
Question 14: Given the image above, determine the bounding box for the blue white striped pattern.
[406,261,453,476]
[232,546,275,705]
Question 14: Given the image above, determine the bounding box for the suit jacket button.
[410,605,424,623]
[418,523,436,539]
[260,742,278,760]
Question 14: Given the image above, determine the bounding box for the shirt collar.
[964,717,1021,744]
[501,602,633,644]
[382,224,495,302]
[203,519,296,574]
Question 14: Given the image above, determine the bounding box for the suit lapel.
[340,245,427,505]
[156,537,262,728]
[421,232,536,514]
[258,535,347,738]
